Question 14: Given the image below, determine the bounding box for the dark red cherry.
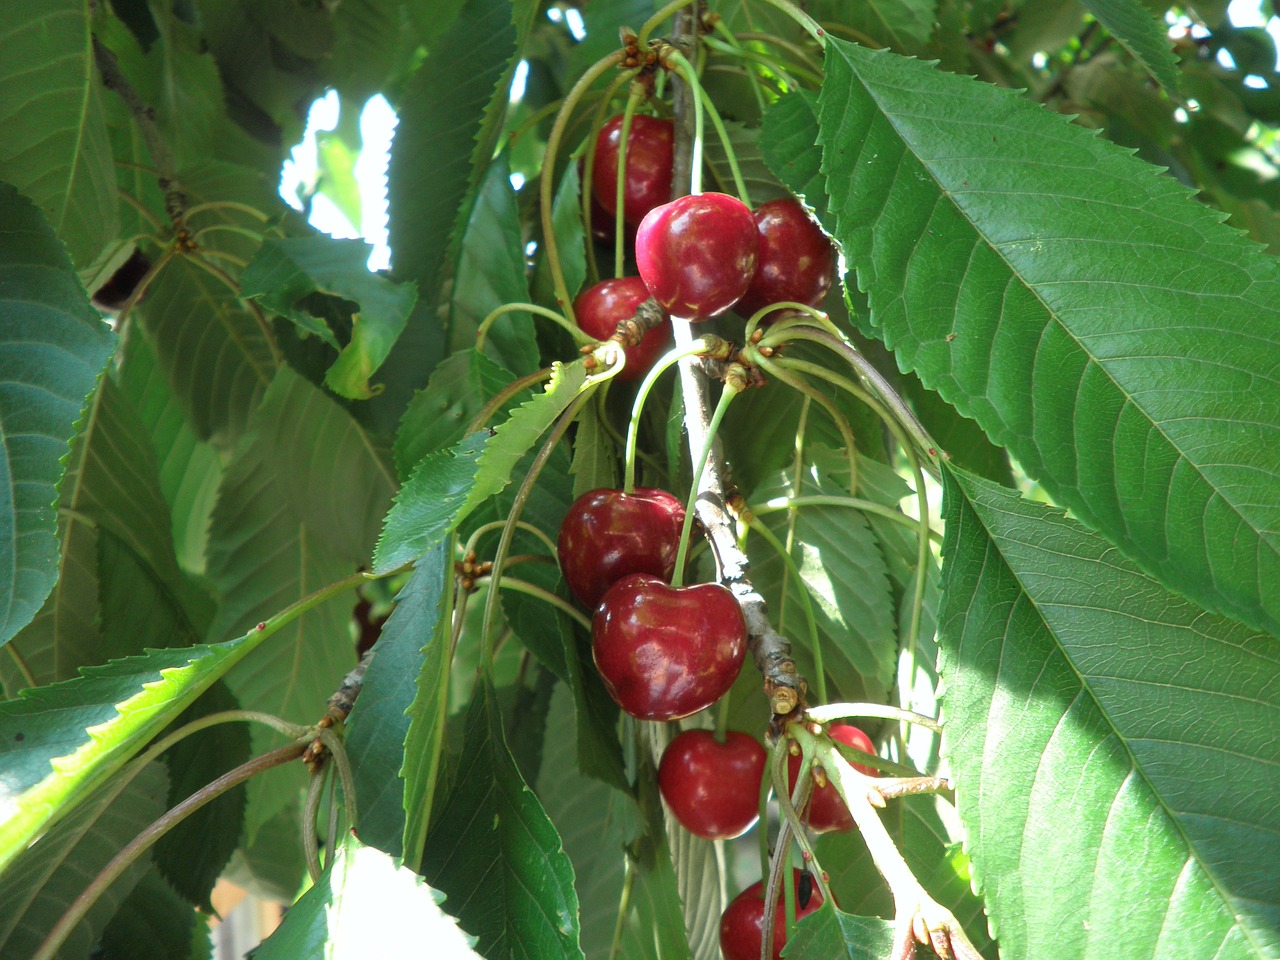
[635,192,758,320]
[719,870,825,960]
[591,574,747,721]
[573,277,672,383]
[658,730,766,839]
[787,724,878,833]
[592,115,674,225]
[557,488,685,609]
[734,198,837,322]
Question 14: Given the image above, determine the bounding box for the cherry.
[734,198,837,322]
[573,277,673,383]
[719,870,825,960]
[635,192,758,320]
[787,724,878,834]
[658,729,766,839]
[592,114,674,225]
[592,573,747,721]
[557,488,685,609]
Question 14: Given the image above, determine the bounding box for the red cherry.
[787,724,878,833]
[734,198,837,322]
[592,115,674,225]
[658,730,766,839]
[635,193,758,320]
[557,488,685,609]
[573,277,673,383]
[592,574,747,721]
[719,870,825,960]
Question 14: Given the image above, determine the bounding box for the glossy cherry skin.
[658,729,766,839]
[720,870,825,960]
[573,277,672,383]
[787,724,878,833]
[592,574,747,721]
[557,488,685,609]
[635,193,758,320]
[592,115,674,225]
[734,198,837,322]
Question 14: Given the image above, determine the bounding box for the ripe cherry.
[719,870,825,960]
[557,488,685,609]
[658,729,766,839]
[592,574,747,721]
[734,198,837,322]
[573,277,672,383]
[635,192,758,320]
[787,724,878,834]
[592,114,674,225]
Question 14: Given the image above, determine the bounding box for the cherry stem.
[623,337,719,493]
[745,301,834,344]
[670,380,740,587]
[754,496,936,538]
[477,302,595,353]
[736,31,824,75]
[497,577,593,632]
[542,50,629,326]
[614,86,646,279]
[707,23,768,115]
[779,394,811,641]
[303,763,329,882]
[112,246,175,331]
[704,34,808,95]
[806,702,942,733]
[695,77,751,206]
[465,367,555,434]
[713,687,732,742]
[606,855,637,960]
[34,741,307,960]
[462,519,560,564]
[639,0,698,43]
[663,51,706,196]
[746,517,825,705]
[182,252,283,365]
[582,73,634,286]
[752,0,826,46]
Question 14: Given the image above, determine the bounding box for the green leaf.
[783,904,895,959]
[97,867,208,960]
[146,3,227,170]
[375,361,588,573]
[0,184,115,649]
[450,154,540,375]
[394,348,516,481]
[533,160,587,311]
[0,763,167,960]
[817,37,1280,638]
[330,0,403,101]
[347,551,449,858]
[256,832,480,960]
[398,549,453,865]
[0,634,264,876]
[1079,0,1180,93]
[569,396,619,499]
[240,236,418,400]
[810,0,937,51]
[0,1,119,267]
[760,91,831,237]
[939,466,1280,959]
[422,680,585,960]
[703,121,791,213]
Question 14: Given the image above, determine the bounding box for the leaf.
[450,153,540,376]
[0,184,115,649]
[760,91,831,236]
[240,236,418,400]
[146,3,227,170]
[0,762,167,960]
[255,832,480,960]
[374,361,588,573]
[939,466,1280,959]
[810,0,937,51]
[330,0,403,101]
[386,0,518,302]
[97,867,208,960]
[421,680,585,960]
[1079,0,1180,93]
[346,551,450,858]
[783,904,895,959]
[0,1,119,267]
[533,160,587,311]
[0,633,264,875]
[817,37,1280,638]
[569,396,619,499]
[703,122,791,212]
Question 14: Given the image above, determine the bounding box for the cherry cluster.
[574,114,837,380]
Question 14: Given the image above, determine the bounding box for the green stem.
[806,701,942,734]
[736,31,824,74]
[747,518,825,704]
[714,689,732,741]
[462,519,560,563]
[671,382,739,586]
[664,52,706,195]
[639,0,697,43]
[751,0,826,46]
[615,86,646,279]
[542,51,629,324]
[624,338,717,493]
[477,302,595,352]
[745,301,832,343]
[708,23,767,114]
[313,725,360,829]
[465,367,554,434]
[582,71,635,287]
[703,35,810,93]
[34,742,306,960]
[498,577,594,632]
[606,856,637,960]
[303,764,328,882]
[779,394,810,640]
[754,496,935,538]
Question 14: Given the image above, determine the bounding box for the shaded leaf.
[818,37,1280,637]
[97,867,208,960]
[1080,0,1180,93]
[939,466,1280,958]
[783,904,895,959]
[422,680,585,960]
[0,1,118,267]
[569,396,619,500]
[0,184,115,648]
[533,159,587,311]
[760,91,830,234]
[810,0,937,52]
